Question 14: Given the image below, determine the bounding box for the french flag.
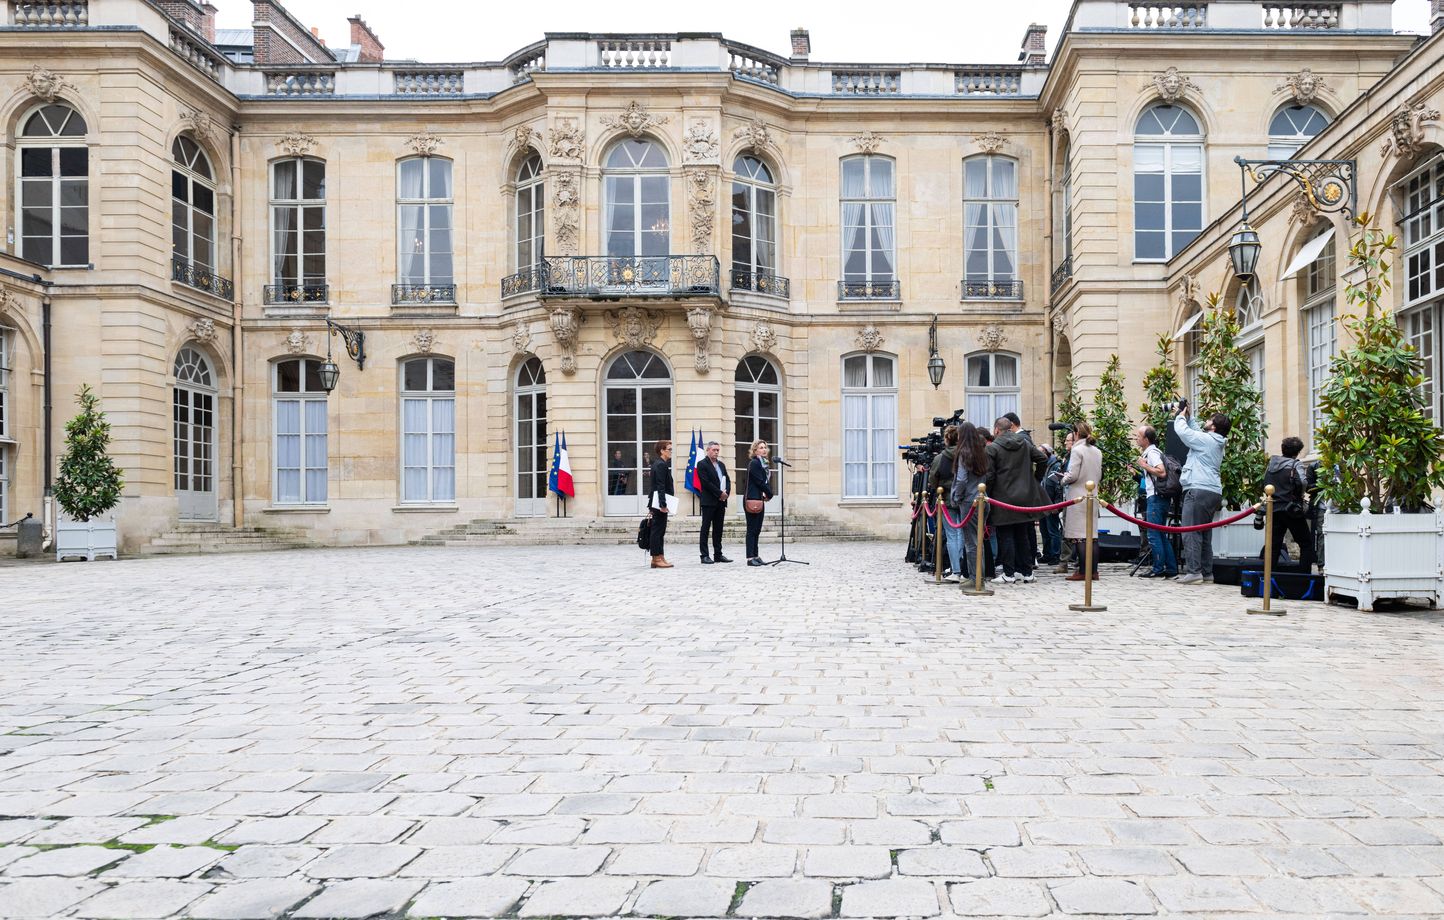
[554,431,574,498]
[686,430,701,495]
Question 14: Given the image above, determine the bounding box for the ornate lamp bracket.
[1233,155,1356,221]
[326,318,366,370]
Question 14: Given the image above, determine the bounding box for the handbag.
[636,515,652,550]
[744,499,765,514]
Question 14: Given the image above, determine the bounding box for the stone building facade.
[0,0,1438,552]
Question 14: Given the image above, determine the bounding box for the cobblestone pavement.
[2,542,1444,919]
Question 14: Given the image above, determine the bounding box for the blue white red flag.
[691,430,704,493]
[684,430,700,495]
[547,432,561,495]
[556,432,574,497]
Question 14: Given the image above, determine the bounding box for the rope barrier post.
[910,491,922,564]
[962,485,994,596]
[1069,481,1107,612]
[1247,484,1287,617]
[933,487,947,586]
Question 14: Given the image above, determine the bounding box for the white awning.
[1172,311,1204,340]
[1281,226,1336,281]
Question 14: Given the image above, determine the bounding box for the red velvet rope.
[1103,502,1260,534]
[985,496,1083,514]
[922,499,936,518]
[939,503,976,530]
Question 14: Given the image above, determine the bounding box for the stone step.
[141,524,318,556]
[415,512,879,547]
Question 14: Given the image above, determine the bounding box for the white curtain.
[432,398,456,502]
[841,159,867,198]
[870,394,897,497]
[872,204,895,277]
[272,206,295,283]
[964,159,988,198]
[843,393,867,497]
[994,203,1018,278]
[399,159,426,199]
[303,399,327,502]
[996,356,1018,387]
[870,159,894,198]
[402,398,429,501]
[604,176,628,257]
[842,203,867,275]
[843,356,868,388]
[275,399,300,502]
[871,356,894,388]
[429,158,452,198]
[967,395,991,424]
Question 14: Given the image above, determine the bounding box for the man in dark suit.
[696,440,734,564]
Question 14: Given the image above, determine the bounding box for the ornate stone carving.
[686,168,716,252]
[508,124,538,158]
[687,304,717,374]
[1277,68,1328,106]
[974,132,1009,154]
[549,307,582,375]
[1051,107,1068,135]
[551,170,581,256]
[188,317,217,345]
[977,323,1008,352]
[25,65,72,102]
[751,320,778,354]
[602,100,669,138]
[0,285,23,314]
[734,118,774,153]
[178,108,214,140]
[1050,311,1068,337]
[412,329,436,354]
[1178,273,1203,314]
[606,307,661,350]
[683,119,719,163]
[547,118,585,160]
[1381,100,1441,160]
[1149,66,1198,103]
[277,131,316,157]
[855,324,884,353]
[511,319,533,355]
[850,131,885,154]
[284,329,312,355]
[1287,192,1316,226]
[405,131,444,157]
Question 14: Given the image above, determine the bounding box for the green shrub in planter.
[1091,355,1133,505]
[54,384,124,522]
[1140,334,1181,441]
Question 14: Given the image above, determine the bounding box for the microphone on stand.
[772,457,793,467]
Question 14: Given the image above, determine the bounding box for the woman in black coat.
[647,439,675,568]
[744,440,774,566]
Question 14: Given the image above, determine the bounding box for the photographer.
[1133,424,1178,579]
[1172,399,1229,585]
[927,425,962,581]
[1261,436,1316,571]
[1039,444,1064,565]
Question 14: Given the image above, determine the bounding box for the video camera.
[899,408,965,468]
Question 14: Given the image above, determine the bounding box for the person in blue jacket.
[1172,398,1228,585]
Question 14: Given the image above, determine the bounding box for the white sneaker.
[1020,573,1037,583]
[1177,573,1203,585]
[997,573,1017,584]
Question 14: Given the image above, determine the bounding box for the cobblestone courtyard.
[2,542,1443,918]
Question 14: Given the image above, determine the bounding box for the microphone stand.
[768,457,808,566]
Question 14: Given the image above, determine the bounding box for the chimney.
[1018,23,1047,66]
[790,27,810,61]
[348,14,385,63]
[310,25,326,47]
[200,2,217,42]
[1434,0,1444,34]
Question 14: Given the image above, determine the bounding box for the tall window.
[19,104,88,267]
[604,139,670,258]
[1303,233,1337,443]
[732,155,778,290]
[172,135,216,273]
[273,358,328,504]
[270,158,326,301]
[1404,155,1444,307]
[966,353,1020,423]
[841,155,896,293]
[1268,104,1330,160]
[515,154,544,273]
[963,155,1019,294]
[398,157,454,291]
[1407,308,1438,422]
[842,353,897,499]
[0,326,9,527]
[1134,104,1203,261]
[401,357,456,503]
[1056,141,1073,269]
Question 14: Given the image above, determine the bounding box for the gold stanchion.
[1247,484,1287,616]
[933,487,945,585]
[1069,481,1107,612]
[961,484,994,596]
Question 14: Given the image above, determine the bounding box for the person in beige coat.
[1061,420,1103,580]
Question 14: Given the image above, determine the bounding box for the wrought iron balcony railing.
[538,256,721,298]
[962,279,1024,301]
[1051,257,1073,295]
[838,279,900,301]
[172,256,234,300]
[264,283,328,305]
[392,284,456,305]
[501,265,546,298]
[730,269,790,299]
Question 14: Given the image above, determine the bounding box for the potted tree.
[54,384,124,561]
[1317,217,1444,610]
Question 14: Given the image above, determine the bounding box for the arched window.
[735,355,781,510]
[269,158,326,302]
[731,155,779,293]
[963,155,1019,298]
[397,157,454,302]
[172,135,216,275]
[604,139,670,259]
[19,103,88,267]
[515,356,548,517]
[842,353,896,498]
[965,352,1020,423]
[1302,231,1337,442]
[1134,103,1204,261]
[1235,277,1265,331]
[1268,104,1330,160]
[604,350,673,516]
[841,155,897,298]
[173,346,216,520]
[401,356,456,503]
[273,358,328,504]
[515,154,544,274]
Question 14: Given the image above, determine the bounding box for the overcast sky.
[212,0,1434,65]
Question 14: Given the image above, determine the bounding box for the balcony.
[962,279,1024,301]
[392,283,456,306]
[12,2,88,26]
[730,269,790,300]
[838,280,900,301]
[531,256,721,300]
[264,283,328,305]
[1051,257,1073,295]
[172,256,233,300]
[501,265,546,298]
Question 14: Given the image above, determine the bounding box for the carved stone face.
[1295,70,1318,100]
[1160,71,1182,98]
[620,312,645,344]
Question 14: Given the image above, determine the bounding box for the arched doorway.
[604,350,672,516]
[515,356,547,517]
[173,346,217,521]
[734,354,781,514]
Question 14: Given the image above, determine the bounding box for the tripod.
[768,458,808,566]
[1128,496,1182,576]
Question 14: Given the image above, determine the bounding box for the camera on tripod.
[899,409,965,467]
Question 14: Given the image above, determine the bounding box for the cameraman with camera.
[1260,436,1316,571]
[1172,397,1229,585]
[926,425,962,581]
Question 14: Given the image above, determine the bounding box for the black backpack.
[1153,454,1183,499]
[1263,460,1306,515]
[636,515,652,550]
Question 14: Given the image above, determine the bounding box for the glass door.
[515,356,547,516]
[604,351,672,516]
[734,355,781,514]
[173,347,217,521]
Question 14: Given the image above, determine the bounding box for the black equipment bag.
[1240,569,1324,601]
[1213,556,1310,587]
[637,515,652,550]
[1153,454,1183,499]
[1095,531,1140,563]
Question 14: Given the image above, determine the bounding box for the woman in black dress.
[648,439,675,568]
[744,439,774,566]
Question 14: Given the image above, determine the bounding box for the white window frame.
[731,154,778,278]
[515,154,544,273]
[16,103,89,268]
[1405,305,1441,423]
[1302,233,1337,444]
[272,358,328,505]
[397,156,454,287]
[269,157,327,295]
[963,155,1019,284]
[1403,155,1444,309]
[1267,104,1330,160]
[965,352,1022,424]
[1056,141,1072,269]
[842,353,897,500]
[603,140,671,259]
[1235,277,1266,336]
[400,356,456,504]
[171,135,217,272]
[840,155,897,286]
[0,325,9,527]
[1133,104,1205,262]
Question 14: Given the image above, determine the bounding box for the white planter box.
[1323,509,1441,612]
[1211,519,1263,557]
[56,519,118,562]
